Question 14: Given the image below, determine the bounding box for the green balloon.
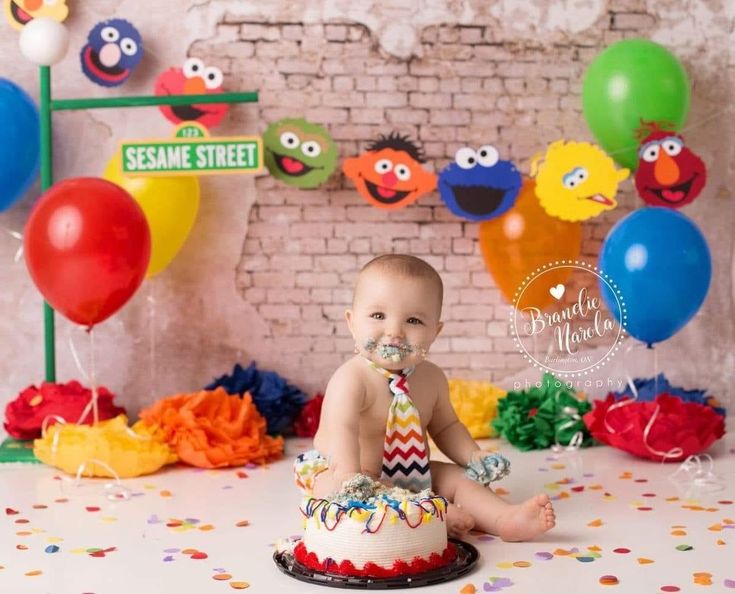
[582,39,690,171]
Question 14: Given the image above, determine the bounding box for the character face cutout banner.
[263,119,338,189]
[80,19,143,87]
[438,145,522,222]
[634,123,707,208]
[531,140,629,222]
[4,0,68,30]
[154,58,229,130]
[343,132,437,210]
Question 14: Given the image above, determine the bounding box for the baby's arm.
[318,364,365,485]
[427,371,480,466]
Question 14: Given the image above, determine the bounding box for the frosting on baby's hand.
[464,452,511,486]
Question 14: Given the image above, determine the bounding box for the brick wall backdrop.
[190,15,647,393]
[0,0,731,411]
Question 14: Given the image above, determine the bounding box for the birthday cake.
[294,476,456,578]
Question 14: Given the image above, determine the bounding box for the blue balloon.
[599,207,711,346]
[0,78,40,212]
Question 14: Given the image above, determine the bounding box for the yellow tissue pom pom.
[34,415,174,478]
[448,379,506,438]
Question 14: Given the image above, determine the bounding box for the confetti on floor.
[2,437,732,593]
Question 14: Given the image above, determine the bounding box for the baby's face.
[346,270,443,371]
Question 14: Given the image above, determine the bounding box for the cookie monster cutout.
[342,132,436,210]
[154,58,229,130]
[634,123,707,209]
[4,0,68,31]
[263,118,337,189]
[80,20,143,87]
[438,145,522,222]
[531,140,629,222]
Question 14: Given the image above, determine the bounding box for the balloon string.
[148,281,157,401]
[3,227,23,263]
[552,392,583,452]
[604,340,683,461]
[602,340,642,433]
[599,104,735,160]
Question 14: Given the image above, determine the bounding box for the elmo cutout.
[154,58,229,130]
[342,132,436,210]
[635,122,707,208]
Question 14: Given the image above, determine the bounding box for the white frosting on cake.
[300,495,448,570]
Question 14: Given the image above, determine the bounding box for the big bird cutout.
[531,140,629,222]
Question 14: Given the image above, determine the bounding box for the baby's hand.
[464,451,511,486]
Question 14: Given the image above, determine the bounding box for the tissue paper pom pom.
[294,394,323,438]
[206,362,306,435]
[4,381,126,440]
[448,379,505,438]
[135,388,284,468]
[583,393,725,462]
[33,415,172,478]
[612,373,725,416]
[492,373,593,451]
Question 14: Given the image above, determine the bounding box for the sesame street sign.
[119,126,262,177]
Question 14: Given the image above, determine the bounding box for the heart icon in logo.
[549,284,565,300]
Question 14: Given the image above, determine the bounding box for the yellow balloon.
[103,156,200,277]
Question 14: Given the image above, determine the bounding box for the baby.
[298,254,555,540]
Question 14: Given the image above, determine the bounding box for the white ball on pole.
[19,18,70,66]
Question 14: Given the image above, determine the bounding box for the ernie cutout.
[342,132,437,210]
[634,121,707,209]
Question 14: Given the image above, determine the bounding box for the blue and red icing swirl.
[300,494,448,533]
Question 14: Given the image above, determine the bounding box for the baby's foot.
[496,493,555,542]
[446,503,475,539]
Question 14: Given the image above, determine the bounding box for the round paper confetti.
[723,579,735,588]
[534,552,553,560]
[236,520,250,527]
[512,561,531,568]
[600,575,619,585]
[45,545,60,553]
[613,548,630,554]
[25,570,43,576]
[213,574,232,581]
[230,582,250,590]
[660,587,680,592]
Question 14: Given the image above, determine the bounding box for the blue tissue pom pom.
[206,362,307,435]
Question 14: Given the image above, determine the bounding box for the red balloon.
[24,178,151,327]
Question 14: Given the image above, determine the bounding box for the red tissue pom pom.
[294,393,324,438]
[4,381,125,440]
[583,393,725,462]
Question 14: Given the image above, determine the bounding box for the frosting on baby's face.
[346,270,443,371]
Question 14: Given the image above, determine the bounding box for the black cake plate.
[273,538,479,589]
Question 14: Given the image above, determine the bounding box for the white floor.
[1,433,733,594]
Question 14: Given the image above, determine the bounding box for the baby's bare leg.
[431,461,555,542]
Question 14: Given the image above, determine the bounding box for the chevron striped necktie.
[365,358,432,492]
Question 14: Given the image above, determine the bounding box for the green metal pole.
[51,91,258,111]
[39,66,56,382]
